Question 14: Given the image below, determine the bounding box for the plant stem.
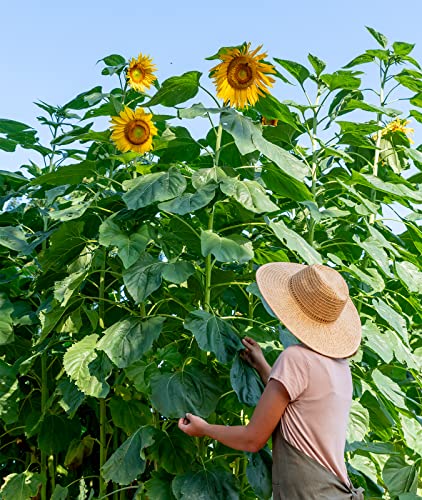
[214,121,223,167]
[204,208,214,313]
[40,352,48,500]
[98,248,107,497]
[308,86,322,246]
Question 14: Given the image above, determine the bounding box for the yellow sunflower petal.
[210,43,276,109]
[127,52,157,93]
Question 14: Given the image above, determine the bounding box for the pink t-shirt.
[269,344,352,485]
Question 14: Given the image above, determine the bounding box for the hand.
[178,413,209,437]
[240,337,267,371]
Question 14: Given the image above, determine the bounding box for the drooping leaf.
[201,230,254,263]
[372,298,408,345]
[0,226,31,254]
[383,455,418,497]
[110,398,152,435]
[101,426,156,485]
[148,427,197,474]
[372,369,407,410]
[347,400,370,443]
[0,472,42,500]
[395,261,422,294]
[123,168,187,210]
[38,414,81,454]
[29,161,97,186]
[123,254,164,303]
[144,71,202,107]
[172,468,239,500]
[51,484,69,500]
[97,316,165,368]
[230,354,264,406]
[220,178,279,213]
[150,363,220,418]
[0,294,14,345]
[145,470,176,500]
[184,310,242,364]
[158,184,216,215]
[162,261,195,284]
[400,414,422,456]
[246,449,272,500]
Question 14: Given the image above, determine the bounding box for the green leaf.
[29,161,97,186]
[321,71,361,91]
[0,137,17,152]
[393,42,415,56]
[154,126,201,163]
[51,484,69,500]
[268,219,322,264]
[343,53,375,68]
[54,270,86,307]
[262,165,312,202]
[246,449,272,500]
[274,58,310,84]
[191,167,226,189]
[230,354,264,406]
[0,360,20,425]
[400,414,422,456]
[148,428,197,474]
[57,378,85,417]
[350,171,422,202]
[220,178,279,213]
[0,226,31,254]
[253,93,301,130]
[100,54,126,66]
[395,73,422,93]
[348,264,385,293]
[0,294,14,346]
[343,99,401,117]
[0,472,42,500]
[145,471,176,500]
[347,400,369,443]
[410,109,422,123]
[201,230,254,263]
[307,54,326,76]
[158,184,216,215]
[101,426,155,485]
[220,109,309,180]
[110,398,151,435]
[383,455,418,497]
[38,414,80,454]
[366,26,388,48]
[395,261,422,294]
[122,168,187,210]
[184,310,242,364]
[172,468,239,500]
[162,261,195,284]
[123,254,164,303]
[63,86,103,110]
[63,334,110,398]
[177,103,222,119]
[150,363,220,418]
[372,298,408,345]
[362,321,394,363]
[99,219,150,269]
[410,93,422,107]
[144,71,201,107]
[97,316,165,368]
[372,369,407,410]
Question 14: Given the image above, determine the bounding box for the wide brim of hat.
[256,262,361,358]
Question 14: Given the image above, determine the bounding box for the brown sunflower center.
[227,57,255,89]
[124,120,150,145]
[130,65,145,83]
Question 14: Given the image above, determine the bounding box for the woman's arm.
[240,337,271,385]
[178,379,289,452]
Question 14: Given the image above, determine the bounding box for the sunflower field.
[0,27,421,500]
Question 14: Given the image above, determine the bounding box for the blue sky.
[1,0,421,177]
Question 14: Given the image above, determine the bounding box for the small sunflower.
[127,53,157,93]
[381,118,415,144]
[110,106,158,154]
[210,43,276,109]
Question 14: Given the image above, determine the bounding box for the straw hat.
[256,263,361,358]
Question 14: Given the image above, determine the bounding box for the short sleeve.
[269,345,309,401]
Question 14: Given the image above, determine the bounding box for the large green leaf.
[395,261,422,294]
[372,298,408,345]
[110,398,152,435]
[220,110,308,180]
[51,484,69,500]
[122,168,187,210]
[261,165,312,202]
[0,226,31,254]
[400,414,422,456]
[148,427,197,474]
[230,354,264,406]
[220,178,279,213]
[101,426,155,485]
[144,71,202,107]
[362,321,394,363]
[145,471,176,500]
[123,254,164,303]
[0,294,14,345]
[201,230,254,263]
[253,93,302,130]
[63,334,110,398]
[372,369,407,410]
[172,468,239,500]
[246,449,272,500]
[99,219,150,269]
[158,184,216,215]
[347,400,370,443]
[320,71,361,91]
[383,455,418,497]
[0,472,42,500]
[97,316,165,368]
[38,414,81,454]
[54,270,86,307]
[162,261,195,284]
[29,161,97,186]
[184,310,242,364]
[150,363,220,418]
[268,219,322,264]
[273,58,310,84]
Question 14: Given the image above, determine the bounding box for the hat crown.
[288,264,349,323]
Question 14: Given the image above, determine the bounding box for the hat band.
[288,278,338,324]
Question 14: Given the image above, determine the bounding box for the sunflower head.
[381,118,415,144]
[110,106,158,154]
[127,53,157,93]
[210,43,276,109]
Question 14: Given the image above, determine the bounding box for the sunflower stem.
[98,248,107,497]
[204,207,215,313]
[215,121,223,167]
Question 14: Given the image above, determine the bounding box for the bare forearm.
[204,423,260,453]
[257,361,271,385]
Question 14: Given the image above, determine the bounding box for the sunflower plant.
[0,27,421,500]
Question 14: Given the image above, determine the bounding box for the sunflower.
[110,107,158,154]
[380,118,414,144]
[210,43,276,109]
[127,53,157,93]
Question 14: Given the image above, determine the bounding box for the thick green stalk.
[204,208,214,313]
[98,249,107,497]
[214,121,223,168]
[308,87,322,246]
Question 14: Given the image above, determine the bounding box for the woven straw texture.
[256,263,361,358]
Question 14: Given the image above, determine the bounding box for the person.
[178,262,365,499]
